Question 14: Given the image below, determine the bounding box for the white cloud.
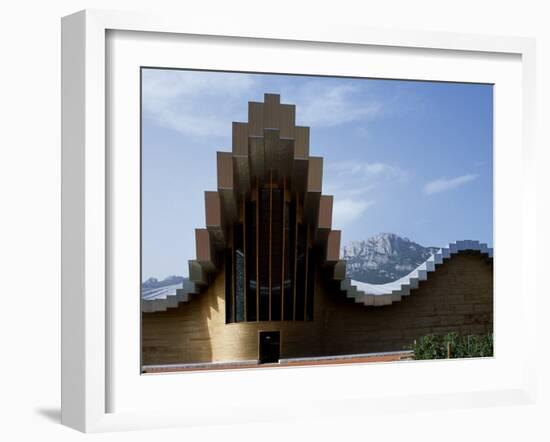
[283,82,382,127]
[142,71,387,138]
[325,160,405,229]
[328,160,405,179]
[423,174,478,195]
[142,70,256,137]
[332,198,374,227]
[332,185,376,197]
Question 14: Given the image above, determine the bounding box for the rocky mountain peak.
[343,233,438,284]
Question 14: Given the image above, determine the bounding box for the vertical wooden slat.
[230,228,235,324]
[293,196,299,321]
[294,126,310,158]
[281,177,286,320]
[242,193,247,321]
[268,169,273,321]
[303,227,309,321]
[264,129,279,182]
[256,178,260,322]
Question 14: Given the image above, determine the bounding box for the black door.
[259,331,280,364]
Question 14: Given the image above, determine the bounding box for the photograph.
[1,0,544,437]
[140,68,494,373]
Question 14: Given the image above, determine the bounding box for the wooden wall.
[142,252,493,365]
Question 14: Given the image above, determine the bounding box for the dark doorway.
[259,331,280,364]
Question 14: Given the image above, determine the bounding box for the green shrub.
[409,332,493,360]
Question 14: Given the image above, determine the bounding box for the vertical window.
[234,224,245,322]
[270,188,282,321]
[225,186,316,323]
[245,200,257,321]
[259,188,270,321]
[225,248,233,323]
[295,224,307,320]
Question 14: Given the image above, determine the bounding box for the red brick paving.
[143,352,413,374]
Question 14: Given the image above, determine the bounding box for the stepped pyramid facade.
[142,94,493,368]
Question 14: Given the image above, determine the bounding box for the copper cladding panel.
[233,155,250,195]
[303,192,321,226]
[248,102,264,136]
[263,129,280,176]
[326,230,341,263]
[196,228,213,265]
[307,157,323,193]
[279,104,296,139]
[264,93,281,129]
[204,191,221,228]
[219,189,238,226]
[217,152,233,190]
[317,195,333,230]
[249,136,265,182]
[294,126,310,159]
[292,158,309,195]
[232,122,248,155]
[278,138,294,180]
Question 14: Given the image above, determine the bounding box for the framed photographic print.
[61,9,537,433]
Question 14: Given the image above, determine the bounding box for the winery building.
[141,94,493,369]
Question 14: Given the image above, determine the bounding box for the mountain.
[343,233,439,284]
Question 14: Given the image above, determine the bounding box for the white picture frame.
[61,9,537,433]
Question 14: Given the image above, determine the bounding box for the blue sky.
[142,68,493,280]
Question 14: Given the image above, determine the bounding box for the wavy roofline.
[341,240,493,307]
[142,239,492,312]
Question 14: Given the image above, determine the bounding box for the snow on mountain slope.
[343,233,439,283]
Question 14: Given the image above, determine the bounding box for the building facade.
[142,94,493,367]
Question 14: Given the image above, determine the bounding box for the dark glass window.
[245,200,257,321]
[225,248,233,323]
[283,200,295,320]
[270,188,282,321]
[295,224,307,320]
[234,224,245,322]
[306,248,315,321]
[259,188,270,321]
[225,186,316,323]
